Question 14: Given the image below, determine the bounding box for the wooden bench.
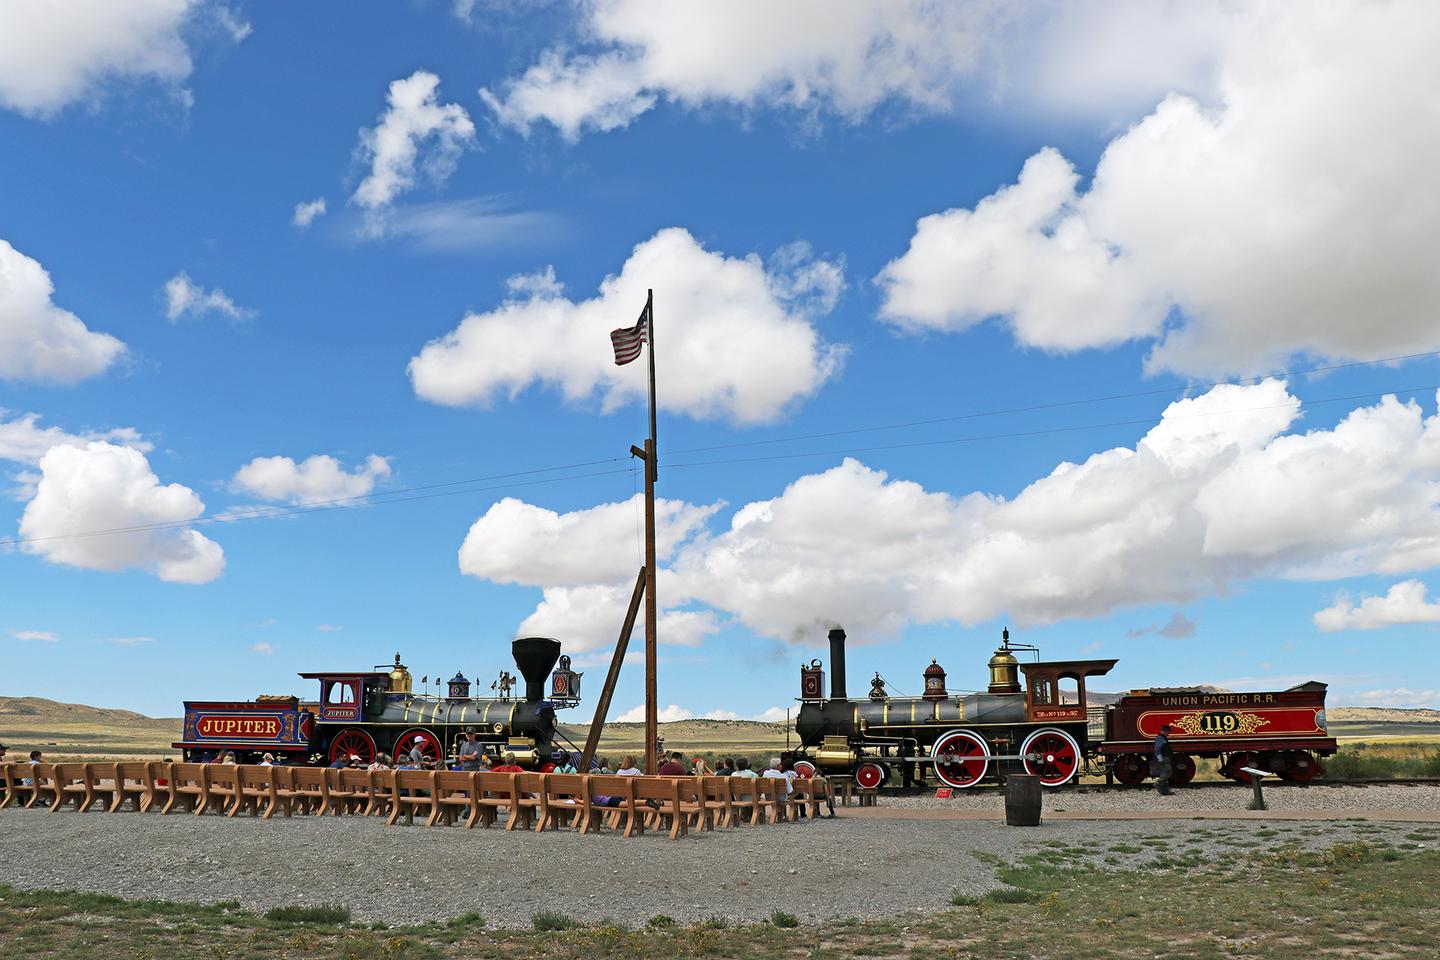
[234,765,277,818]
[514,772,550,833]
[754,775,788,823]
[633,776,686,840]
[109,762,158,813]
[586,774,641,836]
[159,763,207,814]
[275,766,328,816]
[699,775,734,829]
[51,763,96,813]
[1,762,38,809]
[433,771,479,828]
[474,771,522,829]
[202,764,241,816]
[728,775,762,824]
[386,769,437,826]
[541,773,593,832]
[326,767,369,816]
[28,763,59,810]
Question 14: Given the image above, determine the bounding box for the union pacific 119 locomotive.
[787,627,1338,789]
[173,637,582,768]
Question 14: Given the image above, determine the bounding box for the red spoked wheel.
[328,728,376,766]
[1170,754,1197,786]
[1281,750,1319,782]
[1019,728,1082,787]
[855,762,886,789]
[393,728,443,766]
[932,729,990,789]
[1225,751,1260,783]
[792,760,817,779]
[1113,754,1149,786]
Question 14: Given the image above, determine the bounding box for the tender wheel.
[931,729,990,789]
[855,762,886,789]
[328,728,376,766]
[1020,728,1082,787]
[792,760,817,779]
[1170,754,1197,786]
[1282,750,1319,782]
[1113,754,1149,786]
[1225,751,1259,783]
[393,728,443,766]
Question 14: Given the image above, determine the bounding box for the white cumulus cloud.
[250,641,273,655]
[458,381,1440,646]
[878,2,1440,376]
[613,703,781,723]
[352,70,475,228]
[291,198,327,228]
[0,410,148,465]
[19,441,224,584]
[13,630,59,643]
[232,453,391,504]
[164,272,252,323]
[0,0,195,117]
[1343,688,1440,708]
[480,0,1238,141]
[1315,580,1440,632]
[409,228,845,424]
[0,239,127,384]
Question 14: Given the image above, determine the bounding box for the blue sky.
[3,1,1439,718]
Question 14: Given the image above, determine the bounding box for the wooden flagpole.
[579,567,645,771]
[642,288,659,774]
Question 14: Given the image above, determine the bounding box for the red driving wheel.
[932,729,990,789]
[393,728,443,766]
[1226,752,1260,784]
[1283,750,1319,782]
[792,760,817,779]
[1170,754,1197,786]
[855,762,886,789]
[328,728,376,766]
[1113,754,1148,786]
[1020,728,1082,787]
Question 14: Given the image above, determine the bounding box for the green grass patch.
[263,905,351,925]
[530,909,577,932]
[769,910,800,928]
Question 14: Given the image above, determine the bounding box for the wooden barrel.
[1004,773,1042,826]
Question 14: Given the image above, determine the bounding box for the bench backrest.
[237,765,275,791]
[728,775,758,803]
[545,772,587,798]
[169,763,206,791]
[206,764,240,793]
[434,770,476,798]
[55,762,91,789]
[393,769,436,796]
[337,768,373,793]
[701,776,732,804]
[116,762,153,786]
[475,771,519,800]
[586,774,635,804]
[516,772,548,798]
[632,776,681,806]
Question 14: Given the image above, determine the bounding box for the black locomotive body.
[788,627,1114,789]
[175,637,583,768]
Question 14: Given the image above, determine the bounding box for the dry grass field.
[2,695,1435,769]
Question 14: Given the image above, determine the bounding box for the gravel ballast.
[879,782,1440,815]
[0,805,1434,927]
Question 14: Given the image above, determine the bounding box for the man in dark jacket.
[1153,725,1174,795]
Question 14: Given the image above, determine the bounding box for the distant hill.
[0,696,182,727]
[1329,706,1440,723]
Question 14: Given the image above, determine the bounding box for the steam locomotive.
[787,627,1338,789]
[173,637,583,768]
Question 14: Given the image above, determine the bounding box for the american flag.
[610,301,650,366]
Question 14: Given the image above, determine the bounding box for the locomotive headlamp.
[447,672,471,700]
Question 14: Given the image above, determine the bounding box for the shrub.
[770,910,801,928]
[949,890,979,906]
[983,887,1039,904]
[532,910,577,932]
[264,905,351,925]
[646,915,675,929]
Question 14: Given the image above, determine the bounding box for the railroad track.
[875,777,1440,796]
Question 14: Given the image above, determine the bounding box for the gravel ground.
[0,807,1433,927]
[877,782,1440,815]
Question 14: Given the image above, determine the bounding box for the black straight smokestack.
[512,637,561,702]
[828,627,847,701]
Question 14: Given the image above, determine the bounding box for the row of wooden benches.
[0,762,833,840]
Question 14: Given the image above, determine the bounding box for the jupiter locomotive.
[173,637,583,768]
[788,627,1338,789]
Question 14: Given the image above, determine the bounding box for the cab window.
[1032,678,1054,705]
[325,680,357,705]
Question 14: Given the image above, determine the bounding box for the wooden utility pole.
[642,288,659,774]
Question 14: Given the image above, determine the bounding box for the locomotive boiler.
[174,637,583,768]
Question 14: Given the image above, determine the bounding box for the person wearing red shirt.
[491,752,525,773]
[657,750,687,776]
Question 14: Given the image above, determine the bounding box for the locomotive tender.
[788,627,1338,789]
[174,637,582,768]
